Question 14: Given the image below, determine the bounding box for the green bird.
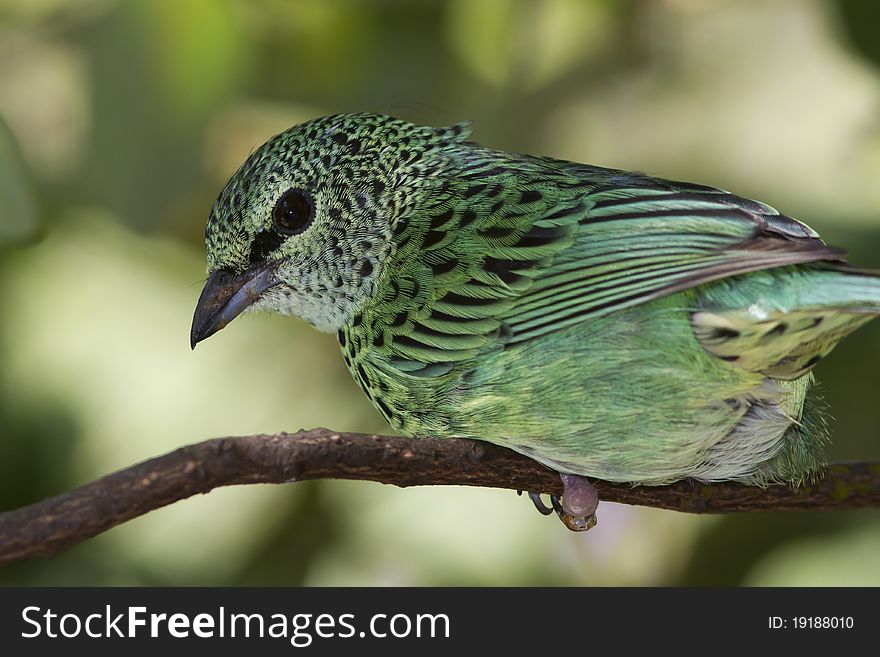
[191,113,880,530]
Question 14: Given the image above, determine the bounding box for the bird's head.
[190,112,470,347]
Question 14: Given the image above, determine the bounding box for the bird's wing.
[368,157,844,373]
[500,178,844,344]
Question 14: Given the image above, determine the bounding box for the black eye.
[272,189,314,235]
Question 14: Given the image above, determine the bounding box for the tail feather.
[692,266,880,378]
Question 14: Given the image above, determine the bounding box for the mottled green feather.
[199,112,880,486]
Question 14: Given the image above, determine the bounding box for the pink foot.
[526,474,599,532]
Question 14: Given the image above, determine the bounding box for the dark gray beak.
[190,263,279,349]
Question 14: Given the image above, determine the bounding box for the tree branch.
[1,428,878,566]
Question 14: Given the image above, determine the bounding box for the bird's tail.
[693,265,880,379]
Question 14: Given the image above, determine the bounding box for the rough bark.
[1,429,878,566]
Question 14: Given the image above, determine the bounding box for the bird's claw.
[558,510,597,532]
[528,491,554,515]
[526,474,599,532]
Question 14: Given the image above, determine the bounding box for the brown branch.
[1,429,878,567]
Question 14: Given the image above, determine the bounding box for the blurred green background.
[2,0,880,586]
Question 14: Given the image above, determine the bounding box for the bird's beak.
[190,263,280,349]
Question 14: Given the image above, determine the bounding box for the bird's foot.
[558,474,599,531]
[526,474,599,531]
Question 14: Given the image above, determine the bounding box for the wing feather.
[356,152,845,372]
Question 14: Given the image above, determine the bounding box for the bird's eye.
[272,189,314,235]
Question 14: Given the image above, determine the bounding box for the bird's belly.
[380,294,814,484]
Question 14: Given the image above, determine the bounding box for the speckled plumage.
[194,112,880,488]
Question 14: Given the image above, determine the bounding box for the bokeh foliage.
[1,0,879,585]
